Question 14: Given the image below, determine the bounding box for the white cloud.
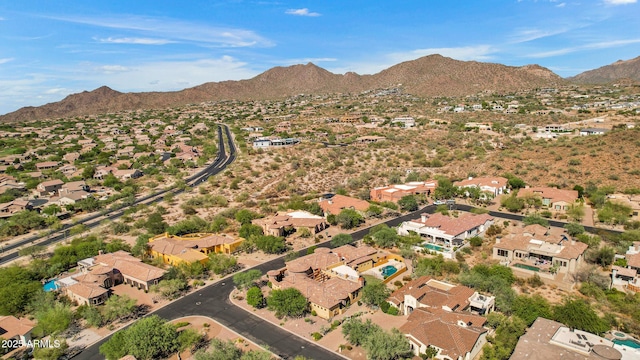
[528,38,640,58]
[45,14,273,48]
[603,0,636,4]
[44,88,69,94]
[96,37,174,45]
[285,8,321,16]
[556,2,566,7]
[510,28,570,44]
[388,45,497,63]
[97,65,130,73]
[328,45,497,75]
[0,58,14,64]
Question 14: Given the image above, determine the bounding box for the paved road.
[0,124,236,265]
[73,201,624,359]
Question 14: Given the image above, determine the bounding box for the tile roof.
[66,282,108,300]
[407,213,494,237]
[517,187,579,204]
[278,273,362,309]
[94,251,166,282]
[0,316,36,339]
[495,227,588,261]
[389,276,475,311]
[400,307,487,360]
[318,194,370,215]
[454,176,508,189]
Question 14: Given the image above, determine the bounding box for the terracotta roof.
[278,273,362,309]
[400,308,487,360]
[517,187,578,204]
[286,248,340,273]
[66,282,108,300]
[407,213,494,237]
[389,276,475,311]
[0,316,36,339]
[454,176,508,189]
[627,253,640,269]
[612,265,637,278]
[94,251,166,282]
[318,195,370,215]
[496,231,588,261]
[332,244,379,266]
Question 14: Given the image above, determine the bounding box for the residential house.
[58,164,77,177]
[148,233,244,266]
[355,136,385,144]
[0,200,34,219]
[492,224,588,276]
[36,179,64,196]
[400,308,488,360]
[268,244,400,319]
[116,146,135,158]
[511,317,630,360]
[68,251,166,297]
[93,166,115,180]
[579,128,609,136]
[253,210,328,237]
[35,161,60,171]
[607,193,640,221]
[517,187,579,213]
[397,212,494,247]
[63,152,80,163]
[388,276,495,316]
[318,194,370,216]
[0,316,36,344]
[112,169,143,180]
[391,116,416,128]
[370,181,438,203]
[454,176,508,198]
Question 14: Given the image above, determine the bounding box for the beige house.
[388,276,495,316]
[318,194,370,216]
[253,210,328,237]
[493,224,588,276]
[517,187,579,213]
[0,316,36,344]
[370,181,437,203]
[400,308,487,360]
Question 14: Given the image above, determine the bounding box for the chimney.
[468,177,473,180]
[421,213,427,222]
[571,239,576,245]
[495,237,501,244]
[611,268,617,290]
[98,250,104,255]
[328,199,333,205]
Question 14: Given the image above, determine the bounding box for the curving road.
[0,124,236,265]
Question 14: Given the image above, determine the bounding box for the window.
[497,249,509,257]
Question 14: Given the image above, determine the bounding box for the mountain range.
[1,54,638,123]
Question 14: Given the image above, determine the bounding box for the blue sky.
[1,0,639,115]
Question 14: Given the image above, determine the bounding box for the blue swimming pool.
[381,265,398,278]
[614,338,640,349]
[43,279,59,292]
[423,243,444,252]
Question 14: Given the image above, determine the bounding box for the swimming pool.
[381,265,398,278]
[513,263,540,272]
[423,243,444,252]
[43,279,59,292]
[614,338,640,349]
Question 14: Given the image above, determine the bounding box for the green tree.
[246,286,265,308]
[331,233,353,247]
[103,295,137,323]
[267,288,308,318]
[239,223,264,239]
[18,245,46,259]
[119,315,179,360]
[32,338,68,360]
[371,227,399,248]
[397,195,419,212]
[512,295,552,326]
[552,298,608,334]
[235,209,260,225]
[33,302,72,337]
[588,246,615,267]
[151,278,188,300]
[208,253,238,275]
[363,328,412,360]
[254,235,286,254]
[522,214,549,227]
[145,212,168,235]
[434,178,458,200]
[342,318,379,346]
[362,278,390,307]
[194,339,242,360]
[336,208,364,229]
[0,266,42,315]
[233,269,263,290]
[500,194,525,212]
[567,204,586,222]
[564,222,585,237]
